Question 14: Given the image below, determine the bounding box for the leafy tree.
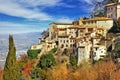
[50,48,57,53]
[21,59,36,80]
[3,35,20,80]
[31,68,47,80]
[108,20,120,33]
[48,48,57,55]
[111,42,120,59]
[69,53,77,70]
[27,49,41,59]
[38,53,56,70]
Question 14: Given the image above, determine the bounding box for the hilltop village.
[30,0,120,65]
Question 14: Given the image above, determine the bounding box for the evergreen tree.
[3,35,20,80]
[69,53,77,70]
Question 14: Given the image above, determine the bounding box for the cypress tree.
[3,35,20,80]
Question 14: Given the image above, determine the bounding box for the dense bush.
[38,53,56,70]
[27,49,41,59]
[108,20,120,33]
[111,42,120,59]
[49,48,57,54]
[31,68,47,80]
[69,53,77,69]
[46,60,118,80]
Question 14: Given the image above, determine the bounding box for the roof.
[68,26,79,29]
[58,34,69,37]
[50,22,72,25]
[97,28,104,30]
[82,17,113,22]
[106,3,116,7]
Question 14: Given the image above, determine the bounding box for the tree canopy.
[3,35,20,80]
[38,53,56,70]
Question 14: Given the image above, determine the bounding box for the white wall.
[93,46,106,60]
[30,44,43,50]
[97,20,113,30]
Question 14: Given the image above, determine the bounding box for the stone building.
[106,0,120,20]
[49,22,72,40]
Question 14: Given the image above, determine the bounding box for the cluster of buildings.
[30,0,120,65]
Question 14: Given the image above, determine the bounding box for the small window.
[96,48,97,51]
[70,44,73,47]
[61,44,64,48]
[66,45,68,47]
[64,40,65,43]
[66,40,69,43]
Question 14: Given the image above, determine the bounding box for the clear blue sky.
[0,0,101,34]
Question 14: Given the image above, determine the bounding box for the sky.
[0,0,101,34]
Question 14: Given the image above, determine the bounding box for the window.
[70,44,73,47]
[61,44,64,48]
[66,40,69,43]
[111,7,113,11]
[96,48,97,51]
[111,14,113,17]
[64,40,65,43]
[73,40,75,42]
[66,44,68,47]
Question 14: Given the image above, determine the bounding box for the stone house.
[106,0,120,20]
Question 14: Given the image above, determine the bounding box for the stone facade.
[49,22,72,40]
[106,0,120,20]
[31,16,113,65]
[48,17,113,65]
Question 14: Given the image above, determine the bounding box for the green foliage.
[3,35,20,80]
[108,20,120,33]
[115,42,120,52]
[31,68,47,80]
[49,48,57,54]
[38,53,56,70]
[112,42,120,59]
[69,53,77,69]
[27,49,41,59]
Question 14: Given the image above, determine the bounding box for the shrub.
[49,48,57,54]
[27,49,41,59]
[69,53,77,70]
[38,53,56,70]
[31,68,47,80]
